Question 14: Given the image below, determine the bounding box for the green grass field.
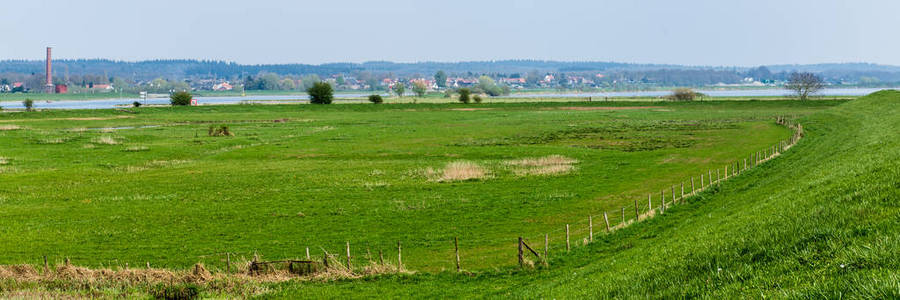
[263,91,899,298]
[3,94,895,298]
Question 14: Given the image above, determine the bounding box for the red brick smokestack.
[45,47,53,87]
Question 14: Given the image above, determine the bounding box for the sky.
[1,0,897,66]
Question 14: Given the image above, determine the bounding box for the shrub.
[668,88,697,101]
[170,91,192,106]
[368,94,383,104]
[133,101,142,108]
[208,125,234,137]
[307,82,334,104]
[473,95,483,103]
[22,99,34,111]
[458,88,471,104]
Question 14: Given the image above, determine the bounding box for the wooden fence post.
[397,241,402,271]
[648,193,652,212]
[604,212,611,232]
[518,237,524,268]
[671,185,676,205]
[589,216,594,242]
[346,241,352,270]
[681,182,684,201]
[717,169,721,184]
[379,250,384,265]
[455,237,460,272]
[306,247,310,260]
[700,174,704,189]
[621,207,625,227]
[725,165,728,179]
[544,234,549,258]
[219,253,227,274]
[708,170,712,186]
[660,190,665,212]
[565,224,570,252]
[691,177,695,194]
[634,198,640,220]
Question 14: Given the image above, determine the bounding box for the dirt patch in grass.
[552,106,661,111]
[427,161,488,182]
[506,155,578,176]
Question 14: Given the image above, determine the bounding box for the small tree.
[412,81,427,97]
[307,82,334,104]
[170,91,192,106]
[473,95,483,103]
[785,72,824,100]
[458,88,471,104]
[392,82,405,97]
[368,94,383,104]
[22,99,34,111]
[132,101,142,108]
[434,70,448,88]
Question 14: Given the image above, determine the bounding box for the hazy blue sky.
[1,0,897,66]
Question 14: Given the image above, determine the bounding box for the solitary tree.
[412,81,427,97]
[458,88,471,104]
[434,71,448,88]
[392,82,405,97]
[22,99,34,111]
[785,72,824,100]
[307,82,334,104]
[368,94,383,104]
[170,91,192,106]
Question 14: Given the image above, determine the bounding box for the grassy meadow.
[0,100,839,272]
[4,95,890,298]
[267,90,899,298]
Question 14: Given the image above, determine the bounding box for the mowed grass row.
[0,100,840,272]
[263,91,899,298]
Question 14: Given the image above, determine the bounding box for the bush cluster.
[170,91,192,106]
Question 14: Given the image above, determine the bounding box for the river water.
[0,88,894,110]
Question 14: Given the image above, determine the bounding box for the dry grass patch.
[506,155,578,176]
[124,145,149,152]
[37,138,67,144]
[426,161,488,182]
[92,136,120,145]
[0,157,7,165]
[0,125,22,131]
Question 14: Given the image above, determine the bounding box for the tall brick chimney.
[45,47,53,88]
